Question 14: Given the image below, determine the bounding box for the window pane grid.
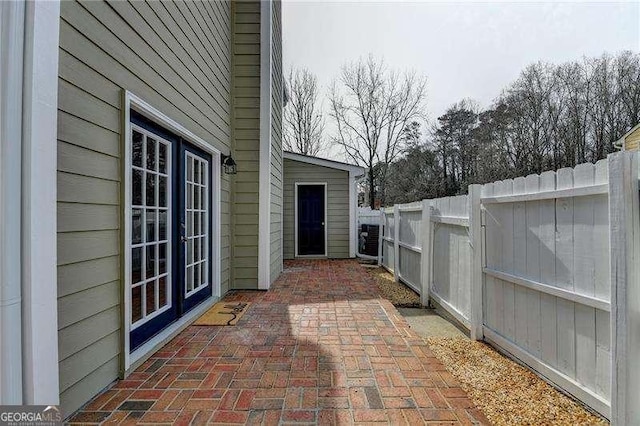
[184,153,209,298]
[130,126,172,330]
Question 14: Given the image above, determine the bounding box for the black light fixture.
[221,154,237,175]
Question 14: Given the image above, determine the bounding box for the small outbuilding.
[615,123,640,151]
[283,152,365,259]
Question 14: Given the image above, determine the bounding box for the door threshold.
[125,295,219,375]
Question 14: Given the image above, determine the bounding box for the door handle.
[181,222,187,243]
[321,222,325,226]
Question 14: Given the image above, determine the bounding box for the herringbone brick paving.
[70,259,488,425]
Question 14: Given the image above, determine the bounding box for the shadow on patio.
[69,259,488,425]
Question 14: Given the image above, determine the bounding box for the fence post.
[608,151,640,426]
[377,209,384,266]
[393,204,400,282]
[420,200,432,307]
[469,185,484,340]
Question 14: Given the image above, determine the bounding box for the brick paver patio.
[70,260,488,425]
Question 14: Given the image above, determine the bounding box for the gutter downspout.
[0,0,25,404]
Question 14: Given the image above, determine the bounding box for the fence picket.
[525,174,542,358]
[574,164,597,392]
[593,159,611,401]
[513,177,528,347]
[556,168,576,379]
[497,180,512,339]
[482,182,497,331]
[539,170,558,369]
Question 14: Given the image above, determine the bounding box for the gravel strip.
[367,267,420,307]
[426,337,608,426]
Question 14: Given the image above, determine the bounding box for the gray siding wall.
[270,0,283,283]
[283,159,350,259]
[57,0,231,416]
[231,0,260,289]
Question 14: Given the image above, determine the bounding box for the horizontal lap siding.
[57,0,231,416]
[625,127,640,150]
[232,1,260,289]
[270,0,283,283]
[283,159,350,259]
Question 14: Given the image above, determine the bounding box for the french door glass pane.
[132,285,142,323]
[158,144,167,173]
[132,131,143,167]
[146,209,156,242]
[132,170,143,206]
[146,281,156,315]
[132,247,142,283]
[146,173,156,206]
[146,138,156,171]
[158,276,168,308]
[159,211,167,241]
[159,176,167,207]
[132,209,142,244]
[159,243,167,274]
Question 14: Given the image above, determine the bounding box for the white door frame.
[294,182,328,258]
[122,91,221,372]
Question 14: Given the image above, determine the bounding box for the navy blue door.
[129,111,212,351]
[297,185,325,255]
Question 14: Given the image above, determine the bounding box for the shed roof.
[283,151,365,176]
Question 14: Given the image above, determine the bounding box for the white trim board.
[122,91,222,372]
[23,0,61,402]
[294,182,328,258]
[257,0,273,290]
[348,172,357,258]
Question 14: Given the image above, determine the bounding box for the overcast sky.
[282,0,640,159]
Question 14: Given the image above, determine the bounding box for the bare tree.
[283,68,325,156]
[379,51,639,200]
[329,56,427,207]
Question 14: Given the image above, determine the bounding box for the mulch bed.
[366,266,421,307]
[426,337,609,426]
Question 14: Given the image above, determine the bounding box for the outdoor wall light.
[221,154,237,175]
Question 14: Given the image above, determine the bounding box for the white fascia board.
[20,0,60,404]
[257,0,272,289]
[284,152,365,176]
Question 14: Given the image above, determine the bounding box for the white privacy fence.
[377,152,640,424]
[357,207,380,225]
